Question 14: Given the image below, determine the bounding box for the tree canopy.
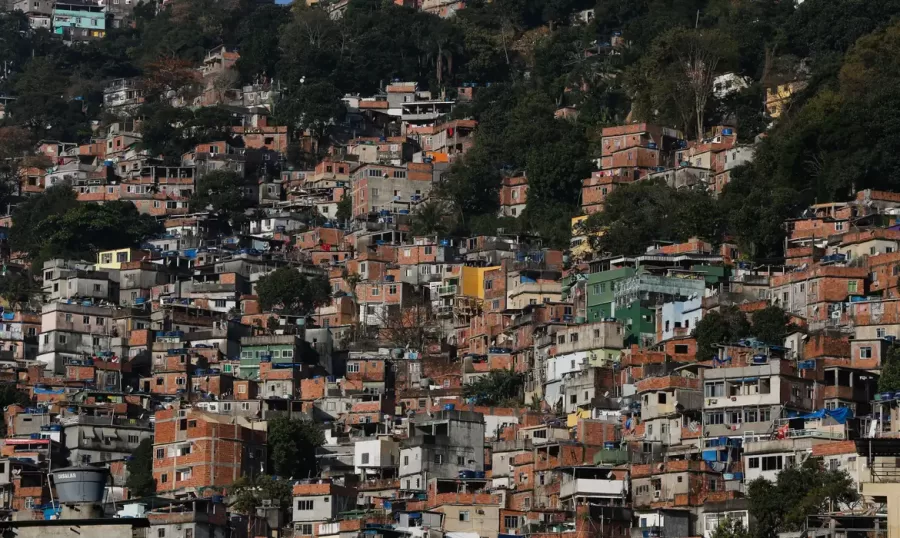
[125,438,156,498]
[267,416,325,480]
[693,306,751,362]
[747,458,858,536]
[9,186,161,268]
[462,369,524,406]
[256,266,332,317]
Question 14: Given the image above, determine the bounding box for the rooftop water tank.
[51,467,109,504]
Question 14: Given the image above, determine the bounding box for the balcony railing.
[438,285,458,296]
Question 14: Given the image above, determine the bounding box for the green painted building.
[585,267,635,321]
[239,335,304,380]
[580,263,732,346]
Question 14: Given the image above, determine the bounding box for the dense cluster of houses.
[0,2,897,536]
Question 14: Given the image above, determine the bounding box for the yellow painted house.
[97,248,148,270]
[460,265,500,299]
[570,215,603,260]
[766,81,807,119]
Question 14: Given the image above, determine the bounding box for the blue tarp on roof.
[790,407,853,424]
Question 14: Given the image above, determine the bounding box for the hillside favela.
[1,0,900,537]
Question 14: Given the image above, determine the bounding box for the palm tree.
[411,199,454,236]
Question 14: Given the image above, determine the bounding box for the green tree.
[11,57,89,141]
[693,306,750,362]
[125,438,156,498]
[462,369,524,406]
[411,199,455,237]
[256,266,331,316]
[879,346,900,392]
[234,4,291,83]
[585,180,724,256]
[267,416,325,479]
[9,184,79,261]
[230,474,293,515]
[33,201,161,266]
[0,384,30,436]
[750,305,793,345]
[276,81,345,141]
[628,28,738,137]
[191,170,251,223]
[0,272,42,312]
[139,103,235,162]
[711,517,751,538]
[441,147,502,222]
[748,458,858,536]
[335,191,352,222]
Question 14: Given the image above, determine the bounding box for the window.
[748,457,759,468]
[404,455,409,465]
[434,454,444,464]
[762,456,782,471]
[297,500,314,510]
[878,328,887,338]
[128,435,139,444]
[160,473,168,484]
[156,448,164,459]
[705,411,724,425]
[457,455,465,465]
[185,530,193,538]
[705,382,725,398]
[848,280,858,294]
[215,299,226,308]
[361,453,370,464]
[158,529,166,538]
[298,525,313,536]
[238,385,247,394]
[570,333,579,343]
[658,393,667,404]
[505,516,519,529]
[459,511,470,522]
[861,347,873,359]
[347,363,360,373]
[674,344,689,354]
